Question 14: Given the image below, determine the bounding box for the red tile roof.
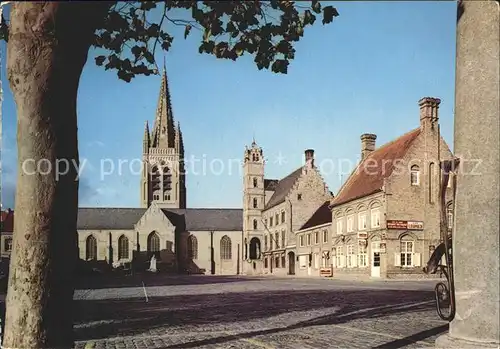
[1,209,14,233]
[331,128,421,207]
[300,200,332,230]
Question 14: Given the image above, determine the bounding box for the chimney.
[418,97,441,128]
[361,133,377,159]
[305,149,315,167]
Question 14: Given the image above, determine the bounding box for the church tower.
[242,139,265,275]
[140,66,186,209]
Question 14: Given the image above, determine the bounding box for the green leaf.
[143,51,155,64]
[303,10,316,26]
[95,56,106,66]
[312,1,322,14]
[184,25,192,39]
[322,6,339,25]
[271,59,289,74]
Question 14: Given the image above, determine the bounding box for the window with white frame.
[358,212,367,231]
[322,230,328,243]
[400,237,414,267]
[299,255,308,269]
[335,246,344,268]
[281,230,286,247]
[314,231,319,244]
[346,245,355,267]
[358,244,368,267]
[299,235,304,247]
[347,215,354,232]
[336,218,343,235]
[275,232,279,249]
[371,208,380,228]
[307,233,311,246]
[264,235,268,251]
[410,165,420,186]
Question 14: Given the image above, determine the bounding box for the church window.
[147,232,160,257]
[188,235,198,259]
[253,219,258,230]
[220,235,232,260]
[253,177,258,188]
[297,193,302,200]
[410,165,420,186]
[164,193,171,200]
[118,235,129,260]
[153,194,160,200]
[85,235,97,261]
[253,198,258,208]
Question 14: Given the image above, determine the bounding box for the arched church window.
[220,235,232,260]
[118,235,129,260]
[253,198,258,208]
[253,219,258,230]
[86,235,97,261]
[147,232,160,258]
[253,177,258,188]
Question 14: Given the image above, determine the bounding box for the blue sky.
[1,1,457,209]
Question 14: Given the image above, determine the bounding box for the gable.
[331,128,421,207]
[136,203,176,229]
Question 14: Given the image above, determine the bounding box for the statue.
[148,255,157,273]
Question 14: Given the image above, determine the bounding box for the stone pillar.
[436,1,499,348]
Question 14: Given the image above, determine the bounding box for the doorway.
[288,251,295,275]
[371,240,381,277]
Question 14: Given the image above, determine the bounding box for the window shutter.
[394,253,401,267]
[413,253,421,267]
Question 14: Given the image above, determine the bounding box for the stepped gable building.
[241,141,333,276]
[295,97,455,279]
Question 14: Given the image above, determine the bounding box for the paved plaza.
[72,274,448,349]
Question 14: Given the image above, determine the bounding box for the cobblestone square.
[73,275,448,349]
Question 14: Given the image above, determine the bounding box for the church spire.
[151,61,175,148]
[143,120,150,153]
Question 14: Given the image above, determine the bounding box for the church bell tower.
[242,139,265,275]
[140,65,186,209]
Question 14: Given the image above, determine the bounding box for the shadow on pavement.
[371,324,449,349]
[75,273,263,290]
[74,288,438,344]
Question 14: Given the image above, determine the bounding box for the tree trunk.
[3,3,110,348]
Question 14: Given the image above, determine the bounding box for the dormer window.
[410,165,420,186]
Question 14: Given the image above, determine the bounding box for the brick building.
[296,97,455,279]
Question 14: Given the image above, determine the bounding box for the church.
[74,68,333,275]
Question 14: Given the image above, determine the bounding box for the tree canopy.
[2,1,338,79]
